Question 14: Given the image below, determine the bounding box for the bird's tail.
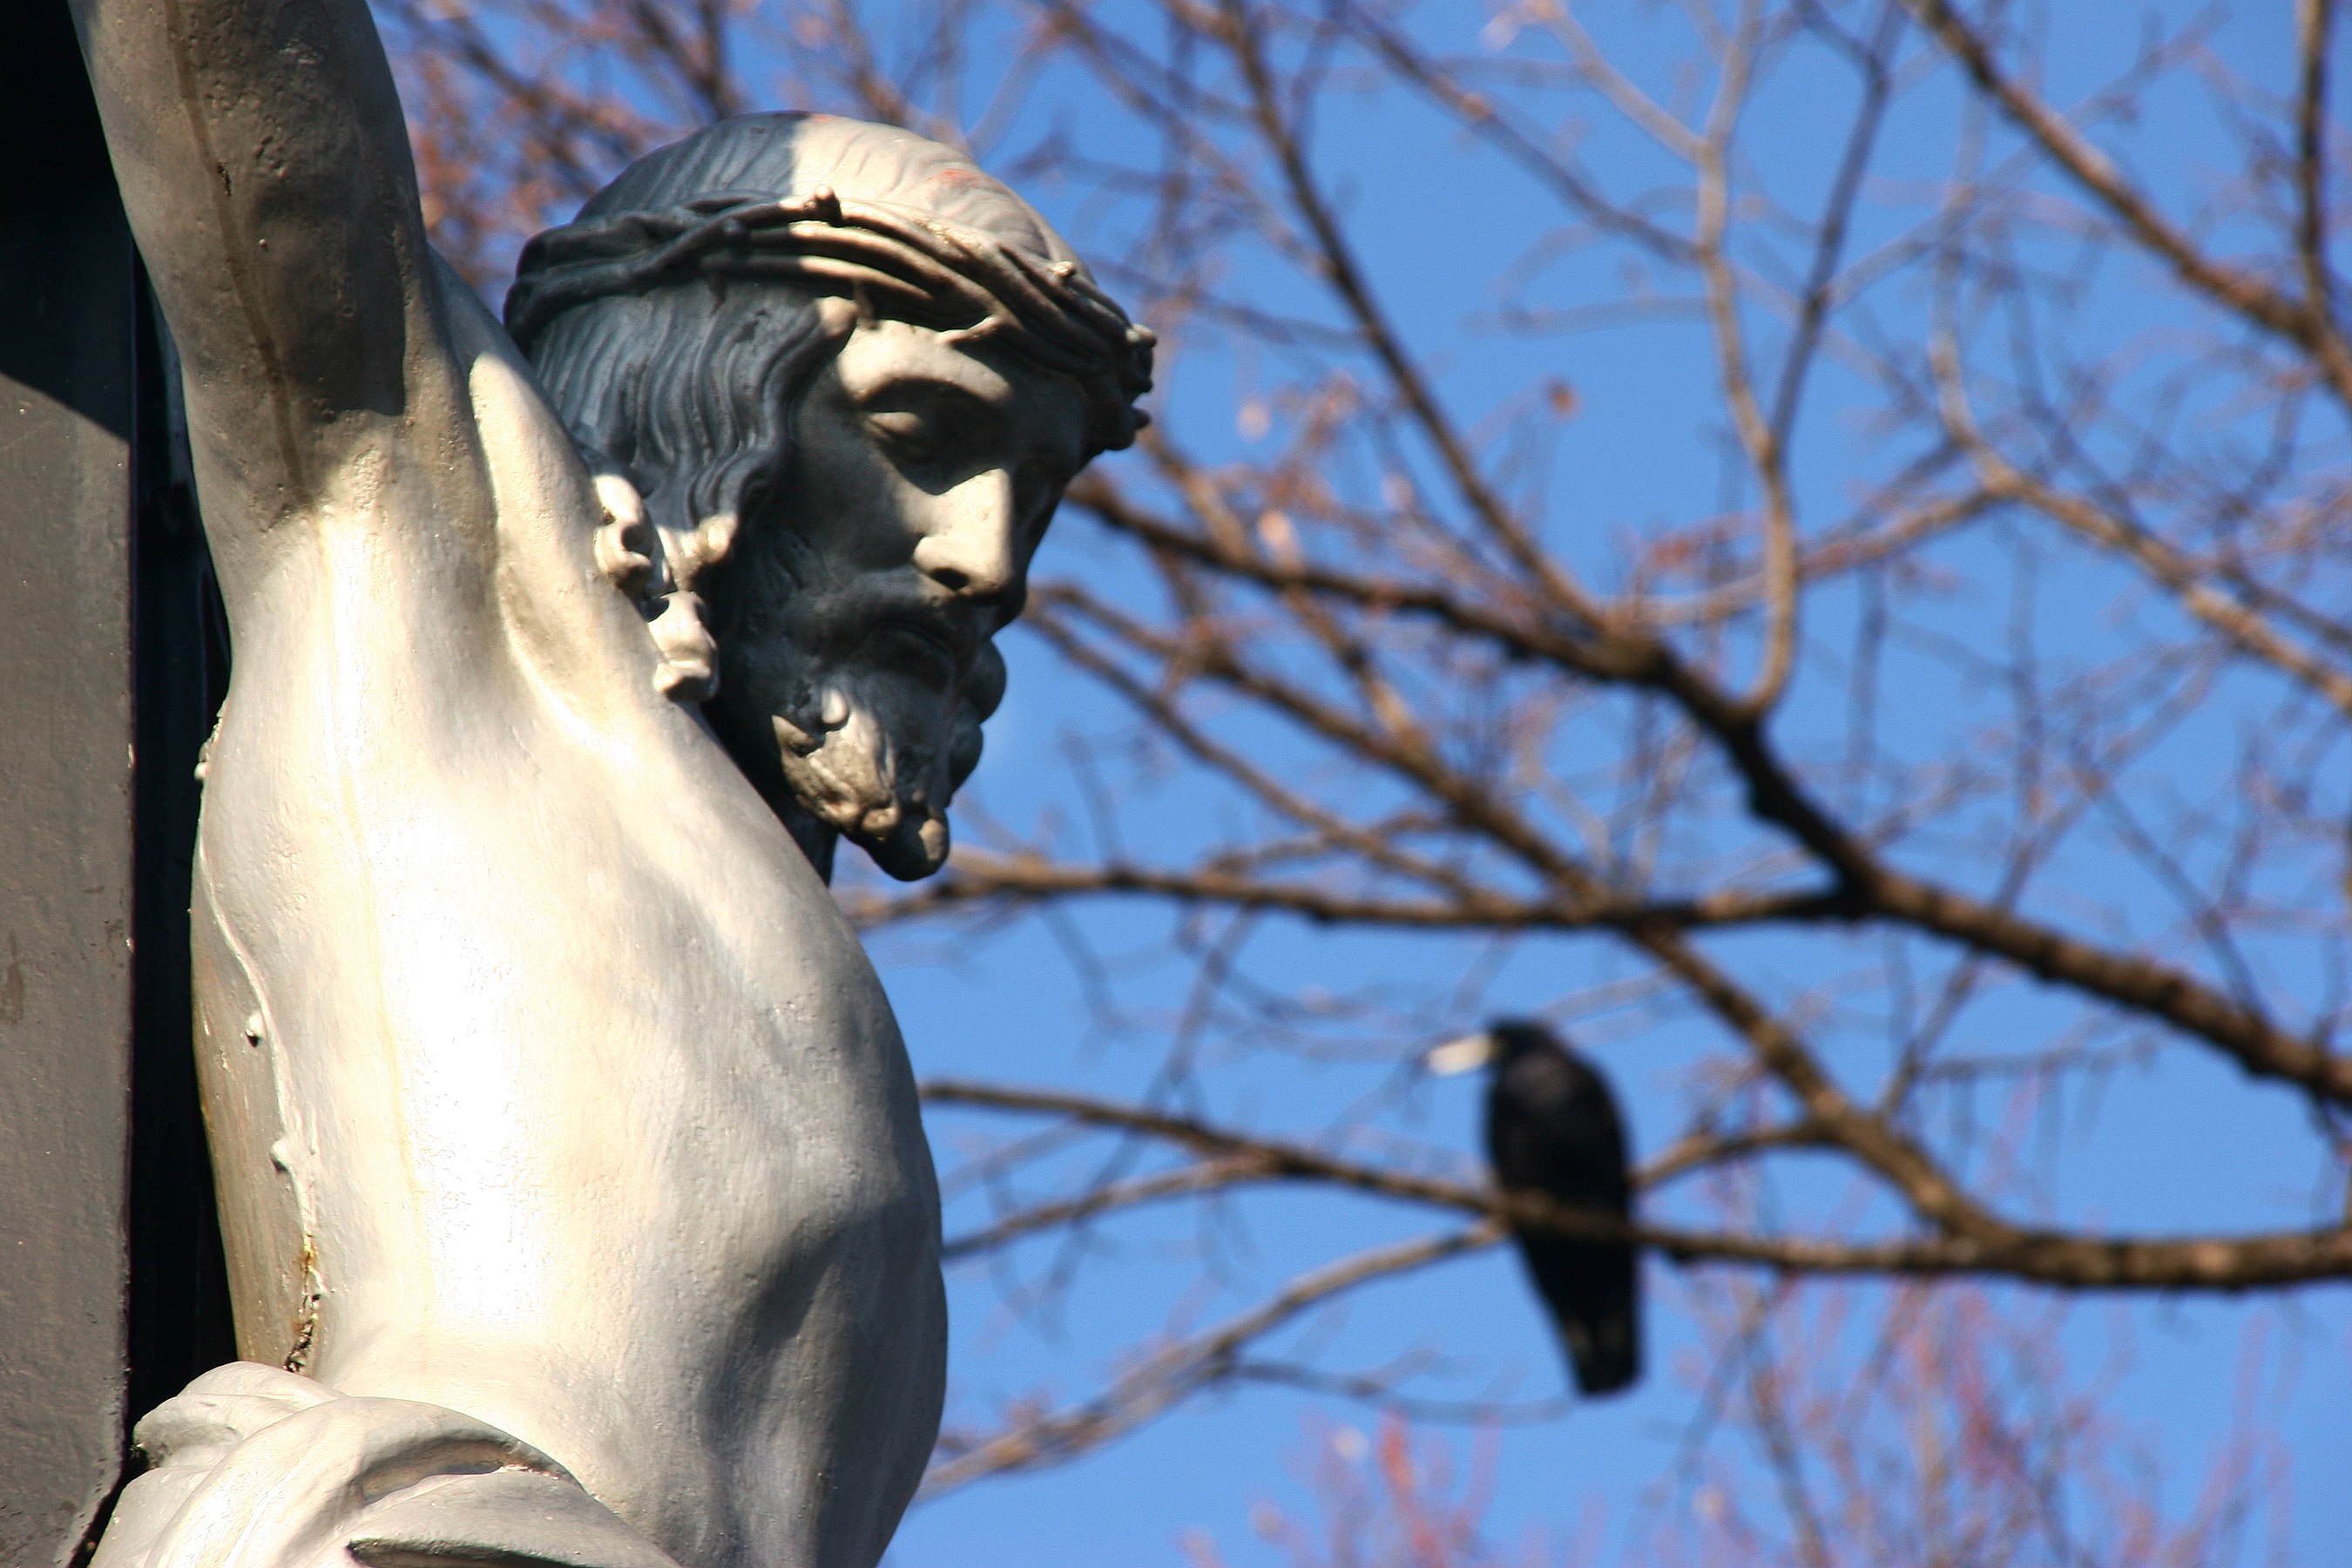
[1563,1306,1639,1396]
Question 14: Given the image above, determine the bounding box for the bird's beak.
[1424,1031,1497,1077]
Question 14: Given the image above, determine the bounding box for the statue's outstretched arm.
[70,0,453,547]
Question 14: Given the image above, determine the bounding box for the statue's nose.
[913,469,1020,603]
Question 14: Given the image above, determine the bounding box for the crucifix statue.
[55,1,1150,1563]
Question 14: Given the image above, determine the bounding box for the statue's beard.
[768,650,988,881]
[693,529,1006,882]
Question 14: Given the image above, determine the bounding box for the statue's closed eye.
[861,376,1014,477]
[865,408,939,460]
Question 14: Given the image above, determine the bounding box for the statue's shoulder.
[405,252,686,713]
[429,250,582,463]
[197,250,672,757]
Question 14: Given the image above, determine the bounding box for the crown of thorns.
[506,186,1155,449]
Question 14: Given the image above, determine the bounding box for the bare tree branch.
[924,1081,2352,1289]
[1902,0,2352,405]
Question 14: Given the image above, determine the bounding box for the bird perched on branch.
[1429,1018,1639,1396]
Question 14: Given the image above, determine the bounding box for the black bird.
[1429,1018,1639,1396]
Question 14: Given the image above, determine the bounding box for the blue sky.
[831,3,2352,1563]
[401,0,2352,1558]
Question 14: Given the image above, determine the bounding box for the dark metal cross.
[0,10,235,1559]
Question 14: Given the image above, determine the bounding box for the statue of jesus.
[68,2,1148,1565]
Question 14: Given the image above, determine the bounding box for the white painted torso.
[185,265,944,1568]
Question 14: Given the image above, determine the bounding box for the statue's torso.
[185,276,944,1568]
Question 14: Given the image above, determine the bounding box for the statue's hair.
[528,270,843,564]
[511,186,1151,455]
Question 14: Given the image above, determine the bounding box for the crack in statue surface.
[70,4,1149,1562]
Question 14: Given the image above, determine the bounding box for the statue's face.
[704,315,1090,880]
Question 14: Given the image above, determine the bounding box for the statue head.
[508,113,1152,881]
